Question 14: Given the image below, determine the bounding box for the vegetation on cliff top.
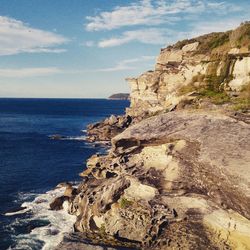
[232,83,250,111]
[175,25,250,111]
[171,21,250,55]
[178,79,250,110]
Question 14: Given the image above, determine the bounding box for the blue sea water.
[0,98,129,250]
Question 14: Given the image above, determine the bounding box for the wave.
[61,136,87,141]
[48,134,87,141]
[6,187,76,250]
[4,206,30,216]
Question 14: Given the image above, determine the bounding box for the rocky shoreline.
[51,23,250,250]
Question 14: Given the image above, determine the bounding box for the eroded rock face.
[64,111,250,249]
[86,115,132,142]
[126,24,250,118]
[54,23,250,249]
[229,57,250,91]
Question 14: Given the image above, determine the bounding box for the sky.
[0,0,249,98]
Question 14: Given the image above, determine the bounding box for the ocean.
[0,98,129,250]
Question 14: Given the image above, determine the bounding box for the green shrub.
[119,197,133,209]
[233,100,250,111]
[199,89,230,104]
[99,223,106,235]
[208,33,230,49]
[233,83,250,111]
[205,74,226,92]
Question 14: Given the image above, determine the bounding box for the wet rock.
[4,206,27,216]
[50,134,65,140]
[64,184,77,197]
[108,115,118,126]
[50,196,68,211]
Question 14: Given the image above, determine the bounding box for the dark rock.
[50,196,68,211]
[4,206,27,215]
[50,134,65,140]
[108,93,130,100]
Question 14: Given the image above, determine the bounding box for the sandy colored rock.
[54,23,250,250]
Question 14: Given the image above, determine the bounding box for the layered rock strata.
[127,23,250,117]
[58,111,250,249]
[86,115,132,142]
[54,23,250,249]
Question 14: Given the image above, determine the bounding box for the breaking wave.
[6,187,76,250]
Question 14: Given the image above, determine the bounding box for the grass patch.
[209,33,230,49]
[99,223,106,236]
[199,89,230,104]
[232,83,250,111]
[205,75,224,92]
[178,72,231,105]
[119,197,133,209]
[233,99,250,111]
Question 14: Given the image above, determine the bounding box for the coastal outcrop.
[86,115,132,142]
[54,23,250,249]
[61,111,250,249]
[127,22,250,117]
[108,93,130,100]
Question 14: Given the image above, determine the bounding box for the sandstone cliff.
[127,22,250,117]
[54,23,250,250]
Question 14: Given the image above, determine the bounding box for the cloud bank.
[86,0,239,31]
[98,29,171,47]
[0,16,68,56]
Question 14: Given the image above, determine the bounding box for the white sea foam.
[8,187,76,250]
[4,206,30,216]
[48,134,87,141]
[62,135,86,141]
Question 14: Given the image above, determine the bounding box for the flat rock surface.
[113,111,250,195]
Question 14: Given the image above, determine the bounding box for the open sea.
[0,98,129,250]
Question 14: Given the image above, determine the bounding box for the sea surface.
[0,98,129,250]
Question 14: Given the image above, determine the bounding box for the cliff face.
[63,111,250,250]
[127,22,250,117]
[54,23,250,250]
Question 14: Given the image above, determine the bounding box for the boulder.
[50,196,68,211]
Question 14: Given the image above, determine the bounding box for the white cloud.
[99,17,247,48]
[93,56,155,72]
[86,0,240,31]
[0,16,68,56]
[0,67,63,78]
[98,28,171,47]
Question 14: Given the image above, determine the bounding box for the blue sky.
[0,0,249,98]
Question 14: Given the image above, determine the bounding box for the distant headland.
[108,93,130,100]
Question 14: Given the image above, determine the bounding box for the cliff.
[54,23,250,250]
[126,22,250,117]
